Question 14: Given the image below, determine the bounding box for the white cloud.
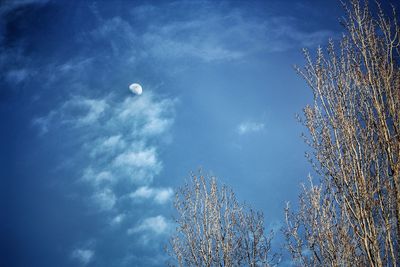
[237,121,265,135]
[92,188,116,211]
[111,213,126,225]
[56,58,94,74]
[32,110,56,135]
[127,215,170,235]
[33,97,109,131]
[34,91,176,255]
[89,135,125,158]
[71,249,94,265]
[119,4,335,65]
[114,148,158,168]
[90,16,136,56]
[82,168,114,186]
[130,186,173,204]
[102,135,123,148]
[130,186,153,199]
[153,188,174,204]
[117,93,175,136]
[142,31,243,63]
[142,117,171,136]
[62,97,108,126]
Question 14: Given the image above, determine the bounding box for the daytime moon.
[129,83,143,95]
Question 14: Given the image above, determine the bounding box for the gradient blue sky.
[2,0,393,266]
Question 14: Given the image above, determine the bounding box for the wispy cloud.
[91,188,116,211]
[128,215,171,235]
[114,148,158,168]
[111,213,126,225]
[32,111,55,135]
[237,121,265,135]
[34,91,176,261]
[130,186,173,204]
[35,91,175,200]
[126,215,172,246]
[33,96,109,129]
[86,3,335,70]
[71,248,94,266]
[62,97,108,126]
[82,168,114,187]
[5,69,29,84]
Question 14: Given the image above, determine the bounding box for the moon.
[129,83,143,95]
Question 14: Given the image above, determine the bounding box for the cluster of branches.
[285,0,400,266]
[168,172,279,267]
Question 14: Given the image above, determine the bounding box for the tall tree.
[169,172,278,267]
[285,0,400,266]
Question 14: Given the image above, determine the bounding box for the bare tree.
[168,171,278,267]
[285,0,400,266]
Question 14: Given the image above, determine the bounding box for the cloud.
[82,168,114,187]
[34,92,175,186]
[86,3,335,70]
[116,94,175,136]
[130,186,153,198]
[5,69,29,84]
[92,188,116,211]
[114,148,158,168]
[88,135,126,158]
[52,93,173,203]
[71,248,94,265]
[127,215,171,235]
[33,96,109,129]
[130,186,173,204]
[89,16,136,56]
[237,121,265,135]
[102,135,123,148]
[62,97,108,126]
[256,16,334,52]
[32,111,56,135]
[141,28,243,63]
[153,188,174,204]
[111,213,126,225]
[34,90,176,263]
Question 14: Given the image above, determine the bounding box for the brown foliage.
[285,0,400,266]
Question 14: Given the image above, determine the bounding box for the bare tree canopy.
[168,172,278,267]
[285,0,400,266]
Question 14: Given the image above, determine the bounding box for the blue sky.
[0,0,380,266]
